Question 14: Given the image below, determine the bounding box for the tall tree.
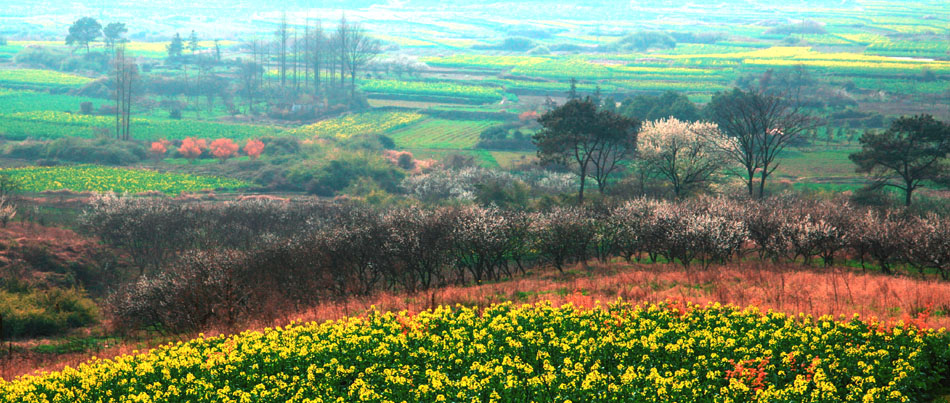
[567,77,578,100]
[588,107,640,194]
[336,15,350,93]
[534,98,639,202]
[850,115,950,206]
[276,13,289,88]
[292,28,299,91]
[167,33,184,59]
[113,44,137,141]
[344,23,381,99]
[308,20,326,97]
[103,22,127,54]
[65,17,102,53]
[188,30,199,54]
[239,60,261,114]
[706,88,812,198]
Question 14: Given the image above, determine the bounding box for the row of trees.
[539,85,949,205]
[534,87,812,202]
[238,14,382,110]
[82,196,950,332]
[65,17,127,53]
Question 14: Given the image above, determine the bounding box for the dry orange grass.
[275,261,950,330]
[4,260,950,380]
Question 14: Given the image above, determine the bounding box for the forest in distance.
[0,0,949,401]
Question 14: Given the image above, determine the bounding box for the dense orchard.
[81,195,950,332]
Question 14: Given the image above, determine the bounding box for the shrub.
[244,139,264,160]
[0,286,98,339]
[209,138,239,162]
[178,137,206,163]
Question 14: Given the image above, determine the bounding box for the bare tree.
[707,88,812,198]
[239,60,261,114]
[344,23,381,99]
[335,15,349,93]
[276,12,289,88]
[308,20,326,98]
[113,44,137,140]
[292,28,299,92]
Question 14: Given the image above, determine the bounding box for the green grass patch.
[388,119,499,149]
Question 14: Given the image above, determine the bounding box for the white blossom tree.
[637,117,733,198]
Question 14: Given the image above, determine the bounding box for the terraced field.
[388,119,500,149]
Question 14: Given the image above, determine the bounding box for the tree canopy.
[533,98,640,202]
[167,33,184,58]
[619,91,700,122]
[850,114,950,206]
[103,22,128,51]
[65,17,102,53]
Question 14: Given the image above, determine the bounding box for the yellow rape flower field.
[0,166,251,194]
[2,301,948,402]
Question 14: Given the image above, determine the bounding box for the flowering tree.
[244,139,265,160]
[149,139,171,161]
[178,137,207,163]
[638,118,732,197]
[210,138,239,163]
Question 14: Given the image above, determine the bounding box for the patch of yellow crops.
[422,54,550,69]
[360,79,505,101]
[431,38,486,48]
[0,166,250,194]
[742,58,949,72]
[124,40,237,54]
[2,301,948,402]
[0,69,92,86]
[288,111,425,139]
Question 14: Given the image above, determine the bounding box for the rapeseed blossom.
[2,301,948,402]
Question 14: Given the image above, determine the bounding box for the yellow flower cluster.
[0,166,250,194]
[3,301,948,402]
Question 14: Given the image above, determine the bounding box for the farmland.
[2,300,948,402]
[0,69,91,89]
[0,111,285,141]
[0,166,251,194]
[287,111,425,139]
[389,119,499,149]
[0,0,949,400]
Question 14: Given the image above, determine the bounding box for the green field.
[0,90,104,113]
[0,111,286,141]
[389,119,499,149]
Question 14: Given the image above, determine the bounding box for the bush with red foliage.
[210,138,239,163]
[178,137,207,163]
[244,139,265,160]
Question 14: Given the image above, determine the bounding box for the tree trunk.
[577,169,586,204]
